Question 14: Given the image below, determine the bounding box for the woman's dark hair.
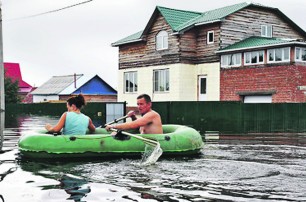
[67,94,86,109]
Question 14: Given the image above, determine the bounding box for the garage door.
[244,95,272,103]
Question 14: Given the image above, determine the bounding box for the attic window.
[156,31,168,50]
[261,25,273,38]
[207,31,214,44]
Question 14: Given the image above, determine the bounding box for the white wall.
[32,95,59,103]
[118,63,220,106]
[196,62,220,101]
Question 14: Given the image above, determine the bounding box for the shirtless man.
[105,94,163,134]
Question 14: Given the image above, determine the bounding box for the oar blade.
[110,129,162,164]
[141,142,163,166]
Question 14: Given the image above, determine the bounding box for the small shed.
[31,74,117,103]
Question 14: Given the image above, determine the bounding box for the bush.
[4,76,21,103]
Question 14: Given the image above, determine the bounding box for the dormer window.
[156,31,168,50]
[261,25,273,38]
[207,31,214,44]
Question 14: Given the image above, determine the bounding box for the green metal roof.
[217,36,298,53]
[111,30,143,46]
[112,2,251,46]
[198,2,249,22]
[176,2,250,31]
[112,2,306,47]
[156,6,202,31]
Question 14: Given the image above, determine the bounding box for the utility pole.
[0,4,4,112]
[0,2,3,150]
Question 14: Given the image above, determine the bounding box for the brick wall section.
[220,65,306,103]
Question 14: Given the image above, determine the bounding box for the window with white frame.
[207,31,214,44]
[295,47,306,61]
[153,69,169,92]
[244,50,264,65]
[156,31,168,50]
[268,47,290,63]
[261,25,273,38]
[221,53,242,68]
[124,71,137,93]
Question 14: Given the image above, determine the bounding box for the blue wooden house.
[31,74,117,103]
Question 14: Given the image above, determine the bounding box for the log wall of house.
[220,65,306,103]
[179,30,197,63]
[118,6,306,69]
[195,24,221,64]
[220,6,305,49]
[119,13,180,69]
[119,42,147,69]
[119,17,223,68]
[176,23,222,64]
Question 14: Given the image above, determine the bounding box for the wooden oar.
[110,129,163,165]
[101,115,129,128]
[110,128,158,147]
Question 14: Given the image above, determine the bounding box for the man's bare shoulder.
[143,110,160,118]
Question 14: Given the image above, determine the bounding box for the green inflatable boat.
[18,124,204,159]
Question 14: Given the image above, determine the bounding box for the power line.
[6,0,94,22]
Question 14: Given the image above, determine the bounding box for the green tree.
[4,76,21,103]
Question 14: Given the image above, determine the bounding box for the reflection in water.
[0,166,17,182]
[0,112,3,151]
[59,174,91,202]
[18,160,92,201]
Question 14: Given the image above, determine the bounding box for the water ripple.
[2,115,306,201]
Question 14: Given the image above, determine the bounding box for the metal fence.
[6,101,306,134]
[152,101,306,134]
[5,102,126,127]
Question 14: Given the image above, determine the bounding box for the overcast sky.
[2,0,306,88]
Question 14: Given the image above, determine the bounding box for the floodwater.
[1,114,306,201]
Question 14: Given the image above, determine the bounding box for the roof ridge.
[201,2,249,18]
[53,74,83,77]
[204,2,249,13]
[176,2,250,31]
[174,13,205,32]
[157,5,203,31]
[4,62,19,65]
[156,5,202,15]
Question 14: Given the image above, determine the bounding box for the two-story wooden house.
[112,2,306,105]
